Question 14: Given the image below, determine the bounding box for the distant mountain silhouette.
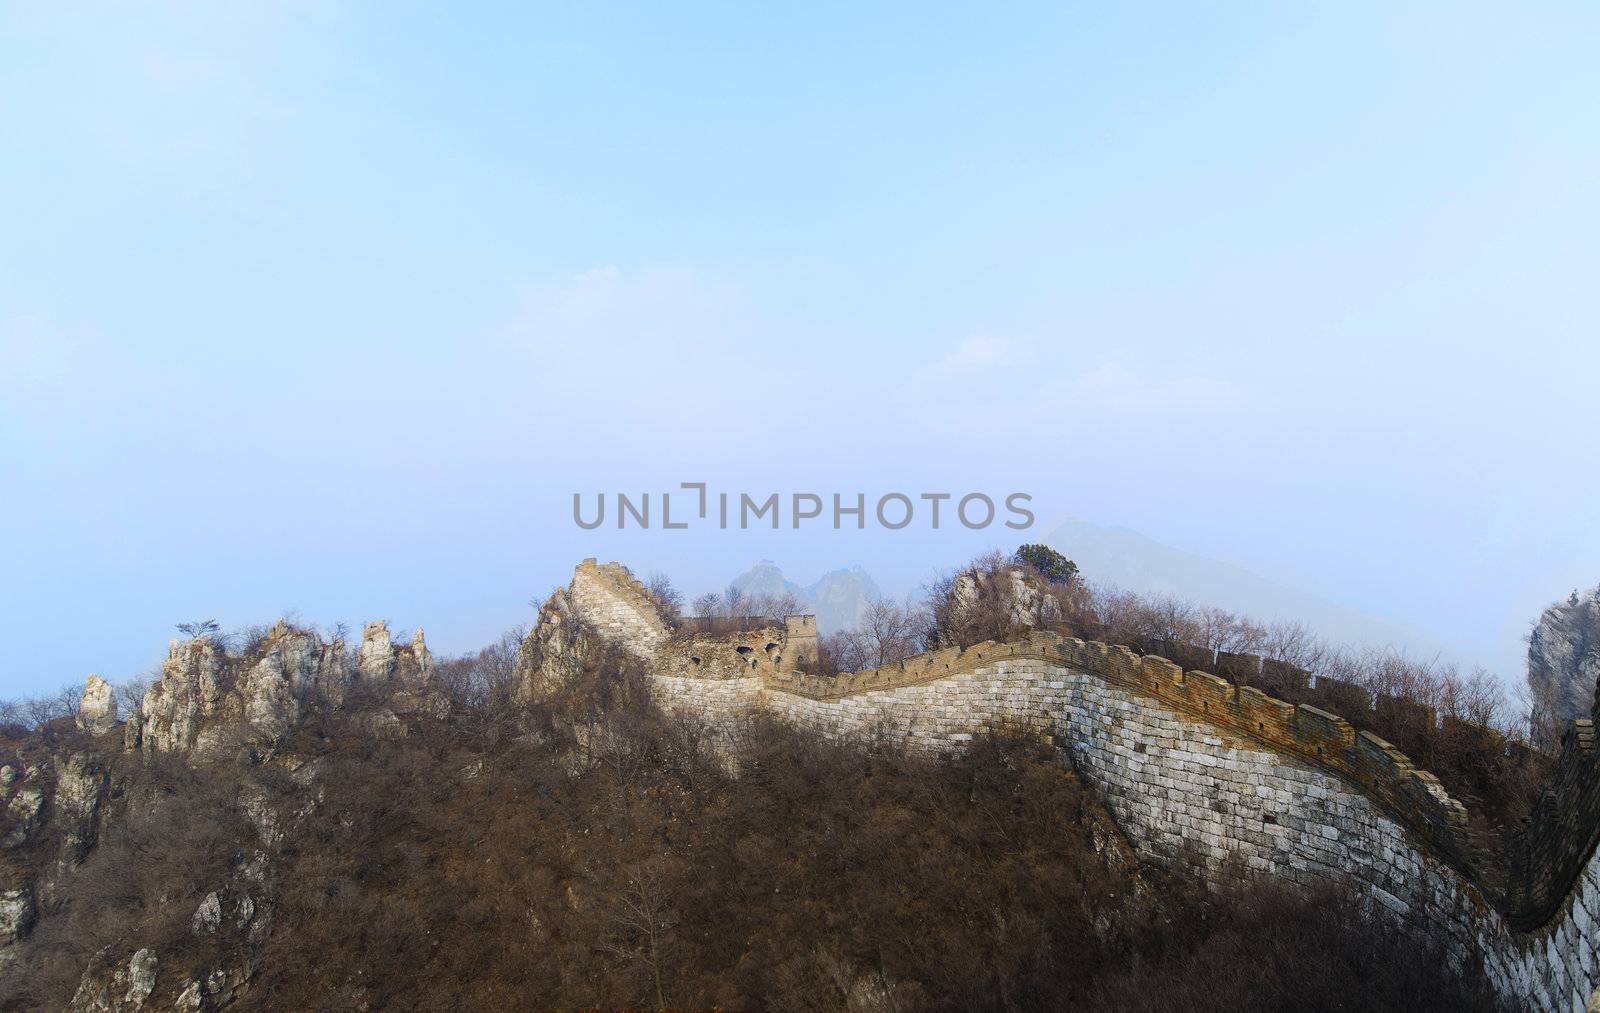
[1043,517,1453,659]
[729,560,881,634]
[729,524,1455,663]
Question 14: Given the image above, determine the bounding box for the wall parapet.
[758,630,1473,867]
[561,559,1600,949]
[556,560,1599,1007]
[1507,715,1600,930]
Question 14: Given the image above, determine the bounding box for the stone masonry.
[558,559,1600,1011]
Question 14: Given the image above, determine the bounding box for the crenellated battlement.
[568,558,673,657]
[1507,713,1600,930]
[537,560,1600,1009]
[761,631,1472,863]
[553,564,1476,866]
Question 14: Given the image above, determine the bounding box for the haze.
[2,3,1597,697]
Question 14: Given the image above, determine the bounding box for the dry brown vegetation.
[2,547,1562,1008]
[912,549,1554,892]
[3,640,1498,1011]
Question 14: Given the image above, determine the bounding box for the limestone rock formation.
[406,628,432,680]
[68,946,160,1012]
[174,979,202,1010]
[124,949,157,1008]
[52,752,109,865]
[191,891,222,935]
[1,783,44,850]
[0,613,453,1007]
[359,620,396,680]
[515,584,597,703]
[0,888,34,945]
[135,637,225,754]
[129,623,363,756]
[76,674,118,735]
[939,563,1061,644]
[1528,585,1600,731]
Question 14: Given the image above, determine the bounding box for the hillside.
[0,622,1491,1012]
[7,555,1594,1009]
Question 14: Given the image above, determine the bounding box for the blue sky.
[2,2,1597,697]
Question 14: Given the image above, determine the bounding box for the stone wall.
[551,561,1600,1010]
[657,626,787,681]
[549,559,819,684]
[568,558,671,659]
[648,636,1600,1008]
[1509,715,1600,932]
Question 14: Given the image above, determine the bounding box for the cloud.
[480,265,846,461]
[907,335,1235,419]
[1057,361,1237,413]
[506,265,749,357]
[912,335,1032,385]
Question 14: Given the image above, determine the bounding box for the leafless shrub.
[0,682,84,730]
[721,585,752,620]
[644,573,684,623]
[691,592,721,619]
[751,589,804,624]
[114,675,151,716]
[433,626,527,707]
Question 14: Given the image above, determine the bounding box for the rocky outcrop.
[940,563,1061,642]
[1,777,45,850]
[124,949,157,1008]
[135,637,225,754]
[403,628,432,682]
[191,891,222,935]
[235,622,340,744]
[0,887,35,945]
[131,623,364,756]
[1529,586,1600,730]
[358,621,434,686]
[68,946,160,1012]
[2,616,446,1009]
[53,751,109,865]
[77,674,118,735]
[516,585,601,703]
[358,620,395,680]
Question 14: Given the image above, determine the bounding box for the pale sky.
[3,3,1597,697]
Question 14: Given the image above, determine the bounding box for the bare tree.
[1195,606,1265,655]
[3,682,85,728]
[175,619,220,639]
[854,597,921,668]
[602,857,678,1010]
[434,626,527,707]
[722,585,752,621]
[750,590,804,624]
[115,675,151,716]
[691,593,722,620]
[644,573,684,622]
[818,630,869,674]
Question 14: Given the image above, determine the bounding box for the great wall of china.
[548,558,1600,1011]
